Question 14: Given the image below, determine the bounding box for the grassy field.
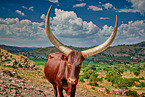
[30,58,47,65]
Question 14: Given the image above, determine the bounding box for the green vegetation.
[79,61,145,96]
[30,58,47,65]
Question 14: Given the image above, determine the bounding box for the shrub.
[133,70,140,76]
[87,69,95,75]
[83,72,90,79]
[141,93,145,97]
[125,90,138,97]
[139,76,144,80]
[115,78,135,89]
[140,82,145,87]
[79,77,85,83]
[105,88,110,94]
[89,81,98,86]
[90,73,99,82]
[129,78,139,82]
[96,78,103,82]
[105,71,121,82]
[91,87,95,90]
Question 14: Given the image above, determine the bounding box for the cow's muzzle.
[68,78,77,85]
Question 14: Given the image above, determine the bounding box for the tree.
[105,71,120,82]
[115,78,135,89]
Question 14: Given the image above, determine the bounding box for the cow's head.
[64,51,85,85]
[45,5,118,85]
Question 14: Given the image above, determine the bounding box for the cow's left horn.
[45,5,72,56]
[81,15,118,58]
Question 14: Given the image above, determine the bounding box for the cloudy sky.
[0,0,145,47]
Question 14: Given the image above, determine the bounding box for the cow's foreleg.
[53,85,57,97]
[70,87,76,97]
[58,85,64,97]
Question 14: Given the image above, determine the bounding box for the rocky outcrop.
[0,48,37,70]
[0,70,51,97]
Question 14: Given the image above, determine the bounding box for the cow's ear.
[61,54,68,61]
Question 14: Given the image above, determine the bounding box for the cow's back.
[44,52,62,85]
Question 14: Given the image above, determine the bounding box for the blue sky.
[0,0,145,47]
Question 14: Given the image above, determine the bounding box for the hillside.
[0,44,35,55]
[132,41,145,47]
[1,41,145,63]
[28,41,145,63]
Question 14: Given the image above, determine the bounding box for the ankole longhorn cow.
[44,5,118,97]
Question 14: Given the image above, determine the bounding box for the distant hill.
[1,41,145,63]
[0,44,35,55]
[27,41,145,62]
[131,41,145,47]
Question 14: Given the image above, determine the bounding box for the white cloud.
[40,14,46,20]
[1,9,145,47]
[118,0,145,15]
[22,6,34,11]
[118,8,140,13]
[29,6,34,11]
[102,3,113,9]
[22,6,27,9]
[88,6,103,11]
[97,25,114,41]
[77,0,84,1]
[49,0,58,3]
[115,20,145,45]
[73,3,86,8]
[0,18,46,47]
[15,10,26,16]
[127,0,145,15]
[51,8,100,38]
[99,17,110,20]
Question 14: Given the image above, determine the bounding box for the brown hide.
[44,51,84,97]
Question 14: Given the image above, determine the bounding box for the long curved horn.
[45,5,72,56]
[81,15,118,58]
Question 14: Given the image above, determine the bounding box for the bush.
[115,78,135,89]
[79,75,85,83]
[140,82,145,87]
[83,72,90,79]
[90,73,99,82]
[141,93,145,97]
[129,78,139,82]
[105,88,110,94]
[125,90,138,97]
[139,76,144,80]
[105,71,121,82]
[133,70,140,76]
[96,78,103,82]
[89,81,98,86]
[87,69,96,75]
[89,65,96,70]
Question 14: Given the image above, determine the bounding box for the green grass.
[30,58,47,65]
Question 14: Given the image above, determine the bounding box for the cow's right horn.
[45,5,72,56]
[81,15,118,58]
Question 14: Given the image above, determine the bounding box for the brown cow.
[44,5,118,97]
